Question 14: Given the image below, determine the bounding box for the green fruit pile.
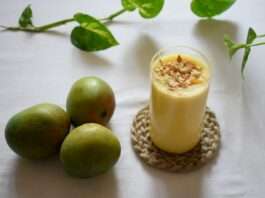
[5,76,120,178]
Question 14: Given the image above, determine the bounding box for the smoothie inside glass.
[150,46,210,153]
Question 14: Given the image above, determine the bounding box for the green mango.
[60,123,121,178]
[66,76,115,126]
[5,103,71,160]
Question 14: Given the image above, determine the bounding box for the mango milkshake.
[150,48,210,153]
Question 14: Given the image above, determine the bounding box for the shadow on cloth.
[193,19,240,94]
[193,19,238,55]
[74,49,113,67]
[13,157,119,198]
[124,34,160,79]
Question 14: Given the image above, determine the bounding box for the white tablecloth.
[0,0,265,197]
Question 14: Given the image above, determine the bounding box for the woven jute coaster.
[131,106,221,172]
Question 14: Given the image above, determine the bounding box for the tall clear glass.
[150,46,211,153]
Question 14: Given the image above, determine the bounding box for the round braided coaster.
[131,106,221,172]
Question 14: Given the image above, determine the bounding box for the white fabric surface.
[0,0,265,197]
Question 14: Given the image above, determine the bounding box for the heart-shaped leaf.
[191,0,236,18]
[19,5,33,27]
[71,13,118,52]
[122,0,164,18]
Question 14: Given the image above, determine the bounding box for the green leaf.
[241,27,257,76]
[241,47,250,76]
[19,5,33,27]
[122,0,164,18]
[224,35,239,58]
[71,13,119,52]
[122,0,136,11]
[191,0,236,18]
[246,27,256,43]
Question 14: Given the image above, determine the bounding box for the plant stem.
[235,44,246,49]
[34,18,75,31]
[247,42,265,47]
[3,18,75,32]
[1,8,127,32]
[100,8,127,21]
[232,42,265,51]
[257,34,265,38]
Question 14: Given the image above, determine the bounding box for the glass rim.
[151,45,211,67]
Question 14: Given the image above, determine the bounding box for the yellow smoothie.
[150,53,210,153]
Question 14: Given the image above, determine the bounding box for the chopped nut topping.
[177,55,182,63]
[153,55,203,91]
